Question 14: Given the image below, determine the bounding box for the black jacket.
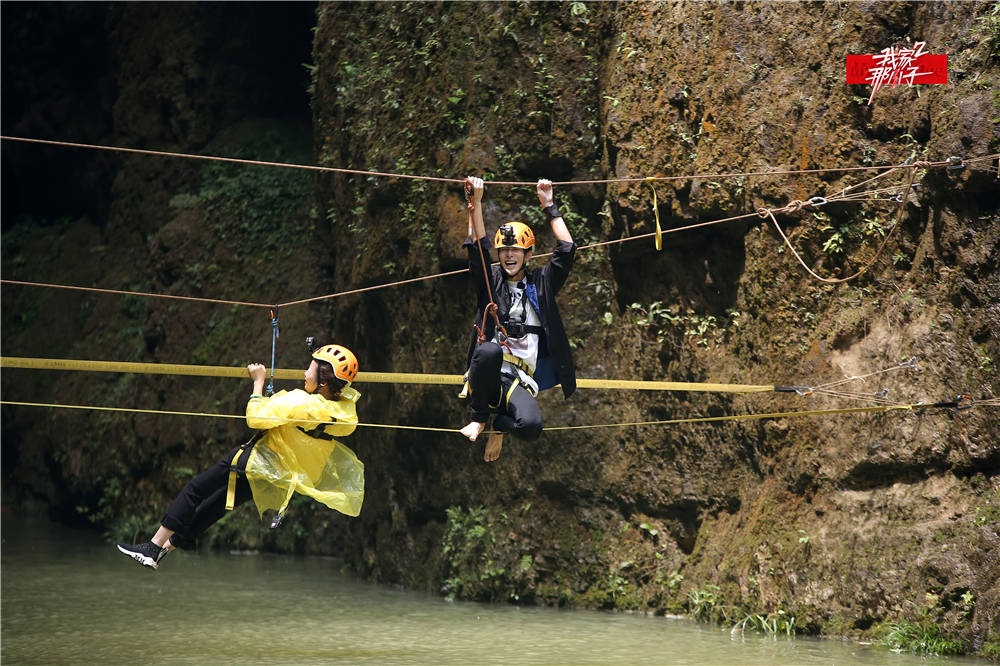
[463,235,577,398]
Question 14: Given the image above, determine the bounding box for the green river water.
[1,512,987,666]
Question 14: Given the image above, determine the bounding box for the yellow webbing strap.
[575,378,773,393]
[505,377,522,404]
[0,357,776,393]
[502,353,535,376]
[647,177,663,251]
[0,357,462,384]
[225,447,244,511]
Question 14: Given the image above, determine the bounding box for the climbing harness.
[502,353,535,377]
[225,431,263,511]
[1,135,997,437]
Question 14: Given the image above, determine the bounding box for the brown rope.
[0,279,270,308]
[3,139,995,307]
[759,164,918,284]
[0,135,463,185]
[466,178,507,343]
[5,135,992,189]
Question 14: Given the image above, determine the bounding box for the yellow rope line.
[5,399,971,434]
[758,164,918,284]
[575,378,773,393]
[543,404,918,430]
[0,357,776,392]
[0,401,463,433]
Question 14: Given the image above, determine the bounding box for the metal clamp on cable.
[774,385,813,396]
[946,156,965,171]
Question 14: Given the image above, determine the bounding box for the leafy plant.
[441,505,528,602]
[688,584,720,622]
[882,621,963,656]
[198,130,313,254]
[732,609,797,636]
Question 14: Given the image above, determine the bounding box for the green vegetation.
[881,621,964,656]
[688,584,722,622]
[818,210,887,257]
[197,132,313,255]
[442,505,529,602]
[628,301,741,347]
[733,610,797,637]
[687,582,799,636]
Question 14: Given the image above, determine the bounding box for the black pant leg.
[467,342,503,423]
[161,444,253,550]
[493,379,543,441]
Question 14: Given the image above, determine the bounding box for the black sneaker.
[116,541,168,570]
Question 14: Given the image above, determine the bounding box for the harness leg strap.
[225,437,259,511]
[225,447,243,511]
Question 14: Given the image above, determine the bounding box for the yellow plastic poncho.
[243,387,364,517]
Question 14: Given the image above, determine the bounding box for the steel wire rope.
[2,134,994,306]
[2,139,994,432]
[2,354,986,429]
[1,398,990,435]
[0,170,929,307]
[758,164,920,284]
[6,135,991,186]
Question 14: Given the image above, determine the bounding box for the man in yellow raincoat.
[116,344,364,570]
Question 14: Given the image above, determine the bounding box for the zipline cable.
[0,174,938,309]
[1,397,989,435]
[5,135,991,187]
[2,151,995,307]
[0,356,781,392]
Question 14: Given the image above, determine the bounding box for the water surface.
[1,513,986,665]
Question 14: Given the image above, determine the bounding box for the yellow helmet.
[494,222,535,250]
[312,344,359,385]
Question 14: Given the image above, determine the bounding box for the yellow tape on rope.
[0,357,774,393]
[575,378,773,393]
[0,356,459,384]
[647,177,663,251]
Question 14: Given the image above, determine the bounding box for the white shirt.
[492,279,541,395]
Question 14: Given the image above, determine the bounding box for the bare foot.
[460,421,486,441]
[484,432,503,462]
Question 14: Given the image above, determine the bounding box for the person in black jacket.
[459,176,576,462]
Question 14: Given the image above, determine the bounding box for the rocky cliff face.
[2,1,997,655]
[309,0,999,652]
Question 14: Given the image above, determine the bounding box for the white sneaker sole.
[117,544,159,569]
